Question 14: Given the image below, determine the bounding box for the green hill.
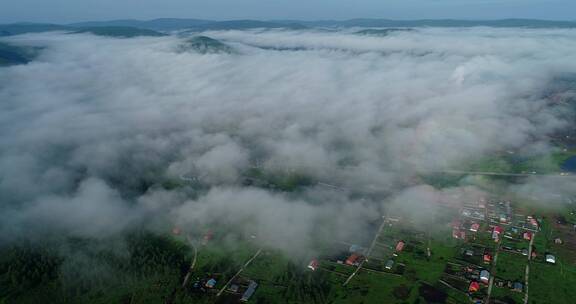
[355,28,415,36]
[0,42,38,66]
[178,36,235,54]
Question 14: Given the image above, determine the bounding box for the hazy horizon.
[1,0,575,24]
[5,17,576,25]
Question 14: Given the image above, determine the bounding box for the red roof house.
[470,223,480,232]
[453,228,466,239]
[469,281,480,293]
[523,231,533,241]
[346,254,360,266]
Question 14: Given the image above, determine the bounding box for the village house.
[470,223,480,232]
[308,259,319,271]
[469,281,480,293]
[395,241,405,252]
[492,226,504,241]
[346,254,361,266]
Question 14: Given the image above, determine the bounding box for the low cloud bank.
[0,28,575,252]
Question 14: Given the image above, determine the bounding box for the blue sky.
[1,0,574,23]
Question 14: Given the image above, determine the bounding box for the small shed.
[546,254,556,264]
[205,278,217,289]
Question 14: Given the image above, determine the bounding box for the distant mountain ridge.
[72,26,167,38]
[293,18,576,28]
[71,19,307,31]
[69,18,212,30]
[66,18,576,30]
[1,18,576,37]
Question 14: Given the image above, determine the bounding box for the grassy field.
[490,286,524,304]
[495,252,527,282]
[528,261,576,304]
[523,207,576,304]
[330,271,417,303]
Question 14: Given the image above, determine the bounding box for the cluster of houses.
[460,265,491,294]
[443,262,488,295]
[384,240,406,270]
[452,220,482,240]
[484,200,512,225]
[310,239,407,274]
[454,199,489,240]
[191,277,218,293]
[450,200,529,298]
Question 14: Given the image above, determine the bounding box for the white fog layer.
[1,28,575,252]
